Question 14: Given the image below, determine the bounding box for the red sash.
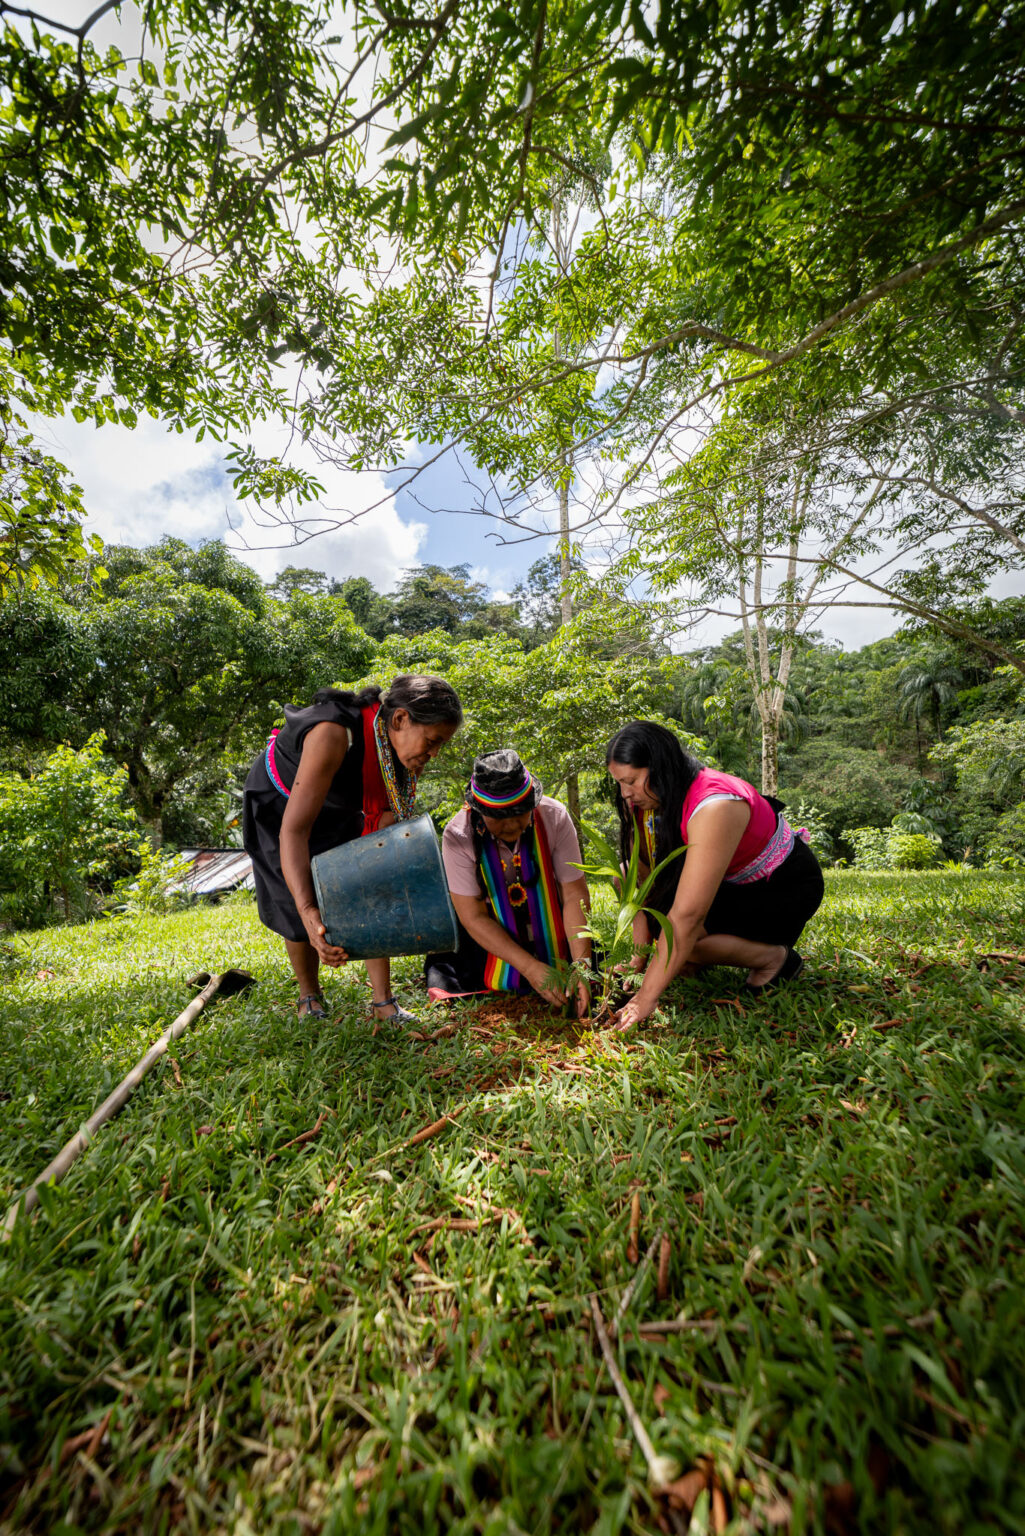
[360,703,391,835]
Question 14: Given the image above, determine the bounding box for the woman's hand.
[302,907,349,967]
[573,978,592,1019]
[611,955,647,990]
[525,960,569,1008]
[610,995,653,1031]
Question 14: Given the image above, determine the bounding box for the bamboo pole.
[2,969,254,1239]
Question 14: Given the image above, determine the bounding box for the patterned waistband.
[264,730,290,798]
[726,812,809,885]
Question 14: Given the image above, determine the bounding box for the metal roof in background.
[173,848,255,895]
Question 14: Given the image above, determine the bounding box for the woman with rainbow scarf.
[243,676,462,1023]
[424,750,593,1017]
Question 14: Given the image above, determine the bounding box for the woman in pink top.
[605,721,823,1028]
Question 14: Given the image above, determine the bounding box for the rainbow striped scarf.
[478,813,569,993]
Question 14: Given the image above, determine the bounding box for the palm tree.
[897,650,964,765]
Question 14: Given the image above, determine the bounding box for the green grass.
[1,870,1024,1534]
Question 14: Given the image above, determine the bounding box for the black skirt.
[242,695,364,943]
[242,789,362,942]
[701,835,824,948]
[424,917,494,995]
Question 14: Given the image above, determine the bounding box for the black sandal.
[297,992,327,1020]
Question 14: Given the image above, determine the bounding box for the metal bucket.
[311,814,457,960]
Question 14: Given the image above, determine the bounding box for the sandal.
[746,948,805,995]
[297,992,327,1020]
[369,995,421,1026]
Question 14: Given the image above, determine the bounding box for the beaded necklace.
[498,838,529,907]
[373,709,417,821]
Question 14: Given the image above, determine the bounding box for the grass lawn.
[1,870,1024,1534]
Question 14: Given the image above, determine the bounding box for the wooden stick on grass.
[589,1295,687,1533]
[365,1104,471,1167]
[657,1232,671,1301]
[2,970,254,1240]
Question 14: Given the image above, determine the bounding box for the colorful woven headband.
[469,770,535,810]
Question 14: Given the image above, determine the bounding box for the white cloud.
[31,412,427,592]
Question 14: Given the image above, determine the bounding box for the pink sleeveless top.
[681,770,777,878]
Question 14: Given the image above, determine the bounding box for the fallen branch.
[412,1215,494,1234]
[267,1110,332,1163]
[589,1295,686,1528]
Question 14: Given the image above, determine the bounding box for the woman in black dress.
[243,674,462,1022]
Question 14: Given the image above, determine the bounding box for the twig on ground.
[627,1189,641,1264]
[405,1111,462,1149]
[612,1226,665,1340]
[412,1215,495,1234]
[636,1308,938,1341]
[267,1110,331,1162]
[366,1103,473,1166]
[589,1296,687,1529]
[657,1232,671,1301]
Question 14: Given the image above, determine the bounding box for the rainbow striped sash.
[479,813,568,993]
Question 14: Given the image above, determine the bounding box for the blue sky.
[34,409,551,601]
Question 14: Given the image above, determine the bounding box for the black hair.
[605,720,703,912]
[312,675,462,790]
[314,674,463,726]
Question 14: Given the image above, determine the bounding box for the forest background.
[1,0,1023,925]
[2,539,1022,929]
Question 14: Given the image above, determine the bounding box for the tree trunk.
[761,718,779,797]
[558,454,573,628]
[551,195,581,839]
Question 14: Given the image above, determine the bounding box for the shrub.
[887,832,944,869]
[842,826,891,870]
[782,742,915,842]
[0,733,140,927]
[843,824,944,871]
[981,802,1025,869]
[110,843,194,914]
[784,798,835,865]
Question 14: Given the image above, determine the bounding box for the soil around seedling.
[431,977,634,1033]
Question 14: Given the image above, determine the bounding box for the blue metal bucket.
[311,815,457,960]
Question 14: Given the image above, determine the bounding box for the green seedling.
[573,821,686,1021]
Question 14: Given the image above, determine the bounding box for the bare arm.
[279,721,352,965]
[616,800,751,1027]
